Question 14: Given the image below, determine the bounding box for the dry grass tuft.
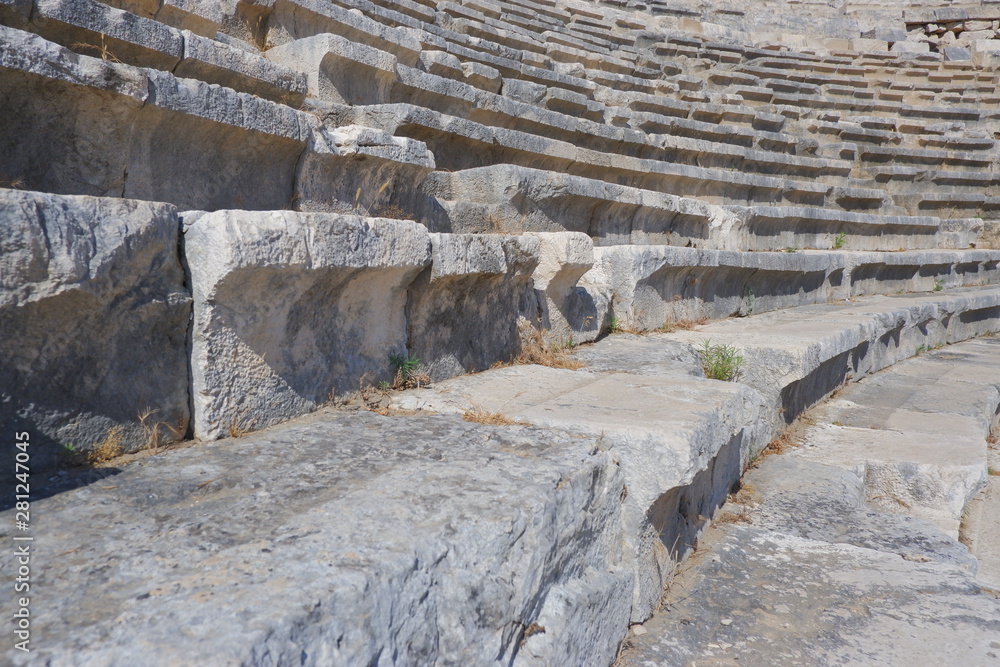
[514,325,584,370]
[71,33,122,62]
[658,316,710,333]
[463,406,528,426]
[227,408,257,439]
[88,425,125,464]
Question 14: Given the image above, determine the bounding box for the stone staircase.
[2,0,1000,663]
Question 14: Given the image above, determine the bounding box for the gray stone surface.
[527,231,606,346]
[0,410,631,665]
[407,232,540,380]
[184,210,430,440]
[0,189,191,470]
[622,337,1000,665]
[665,286,1000,426]
[0,29,430,213]
[392,357,773,623]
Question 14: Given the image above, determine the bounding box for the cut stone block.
[590,246,844,330]
[0,190,191,470]
[0,410,631,666]
[265,32,399,105]
[184,210,431,440]
[526,232,606,345]
[174,29,307,105]
[422,164,742,249]
[406,233,540,381]
[30,0,185,70]
[664,287,1000,426]
[0,27,308,209]
[393,359,771,623]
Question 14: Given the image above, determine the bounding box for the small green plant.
[607,315,623,334]
[934,278,944,292]
[697,339,744,381]
[988,466,999,477]
[833,232,847,250]
[389,353,429,389]
[783,246,800,253]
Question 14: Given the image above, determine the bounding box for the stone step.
[7,0,308,105]
[265,33,866,189]
[660,285,1000,427]
[0,189,191,471]
[803,338,1000,535]
[0,27,434,211]
[424,164,984,251]
[592,247,1000,331]
[622,336,1000,665]
[343,102,885,212]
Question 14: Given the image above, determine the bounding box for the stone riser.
[592,246,1000,331]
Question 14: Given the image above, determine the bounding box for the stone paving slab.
[621,337,1000,666]
[0,409,632,665]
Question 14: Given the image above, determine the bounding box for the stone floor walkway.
[620,337,1000,666]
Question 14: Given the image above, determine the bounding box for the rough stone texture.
[0,26,309,210]
[422,164,743,249]
[5,0,1000,661]
[392,357,773,623]
[800,338,1000,535]
[588,246,844,329]
[622,338,1000,665]
[406,232,540,381]
[526,232,607,346]
[0,410,631,666]
[0,189,190,470]
[184,210,430,440]
[665,286,1000,426]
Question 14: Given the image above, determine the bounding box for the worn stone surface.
[526,231,606,346]
[622,337,1000,665]
[392,356,773,623]
[0,189,190,470]
[406,232,539,381]
[184,210,430,440]
[665,287,1000,425]
[0,410,631,666]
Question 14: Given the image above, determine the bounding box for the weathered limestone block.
[423,164,743,249]
[667,287,1000,428]
[417,49,463,78]
[805,341,1000,536]
[30,0,185,70]
[184,210,431,440]
[295,124,436,215]
[407,233,539,381]
[156,0,229,37]
[0,28,308,209]
[0,190,191,470]
[174,29,307,105]
[462,60,502,92]
[392,359,772,623]
[525,232,606,345]
[0,411,632,666]
[589,246,843,330]
[265,33,399,105]
[268,0,422,64]
[846,250,1000,296]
